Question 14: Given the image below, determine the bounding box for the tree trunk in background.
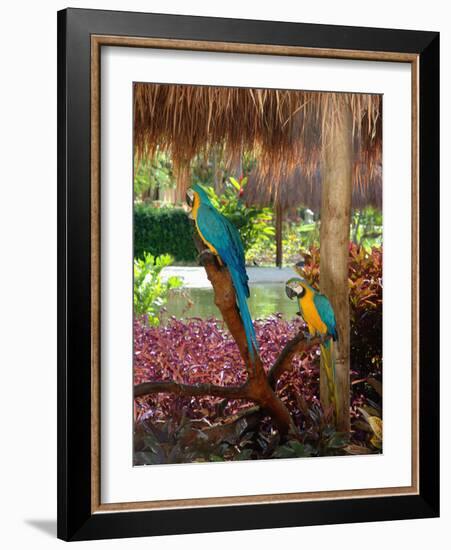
[275,201,283,268]
[319,97,352,434]
[212,146,225,194]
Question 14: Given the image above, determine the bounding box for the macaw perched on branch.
[285,277,338,415]
[186,183,259,361]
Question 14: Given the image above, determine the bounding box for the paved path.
[161,266,297,288]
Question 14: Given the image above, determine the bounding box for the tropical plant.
[134,253,182,326]
[134,413,256,465]
[134,387,350,465]
[134,305,382,463]
[245,219,320,266]
[203,176,275,254]
[351,207,383,250]
[134,152,175,203]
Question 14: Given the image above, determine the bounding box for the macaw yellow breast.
[299,288,328,336]
[191,192,220,258]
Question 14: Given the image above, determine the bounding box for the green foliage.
[284,222,320,254]
[134,400,350,466]
[267,401,348,459]
[134,415,202,465]
[134,153,175,203]
[134,204,198,262]
[203,177,275,254]
[134,252,182,326]
[352,207,382,250]
[271,439,316,458]
[246,207,381,267]
[134,413,257,465]
[246,219,320,266]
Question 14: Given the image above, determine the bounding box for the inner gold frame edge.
[90,35,420,514]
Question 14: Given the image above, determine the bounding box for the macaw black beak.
[186,190,194,208]
[285,284,297,300]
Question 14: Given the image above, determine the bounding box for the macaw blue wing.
[223,220,250,298]
[196,204,257,357]
[196,205,250,296]
[313,293,338,341]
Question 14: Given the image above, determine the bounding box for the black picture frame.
[57,7,439,541]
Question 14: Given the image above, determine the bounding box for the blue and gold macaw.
[186,183,259,361]
[285,277,338,414]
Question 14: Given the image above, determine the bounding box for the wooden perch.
[135,234,321,436]
[268,333,322,389]
[196,248,257,378]
[134,380,248,400]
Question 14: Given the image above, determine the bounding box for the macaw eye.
[186,189,194,207]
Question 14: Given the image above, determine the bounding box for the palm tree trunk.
[319,96,352,433]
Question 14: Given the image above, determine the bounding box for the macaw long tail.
[320,338,338,419]
[229,268,259,362]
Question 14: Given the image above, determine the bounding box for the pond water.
[163,283,298,322]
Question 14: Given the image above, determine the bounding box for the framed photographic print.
[57,8,439,541]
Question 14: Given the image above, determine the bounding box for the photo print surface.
[133,83,383,466]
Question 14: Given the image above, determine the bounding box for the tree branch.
[193,237,253,372]
[134,231,305,436]
[194,238,268,383]
[268,333,322,389]
[134,380,248,400]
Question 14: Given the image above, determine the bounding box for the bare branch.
[134,380,248,400]
[134,230,299,435]
[194,237,267,382]
[268,333,322,389]
[193,237,253,370]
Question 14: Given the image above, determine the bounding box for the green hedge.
[134,204,198,262]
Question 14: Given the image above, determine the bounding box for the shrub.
[203,178,275,254]
[134,153,175,203]
[134,315,318,423]
[134,253,182,326]
[133,314,379,462]
[134,204,197,262]
[246,220,321,266]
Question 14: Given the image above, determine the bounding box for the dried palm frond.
[134,83,382,204]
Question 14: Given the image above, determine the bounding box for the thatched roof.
[244,156,382,211]
[134,83,382,206]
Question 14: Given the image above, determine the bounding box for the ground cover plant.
[134,244,382,463]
